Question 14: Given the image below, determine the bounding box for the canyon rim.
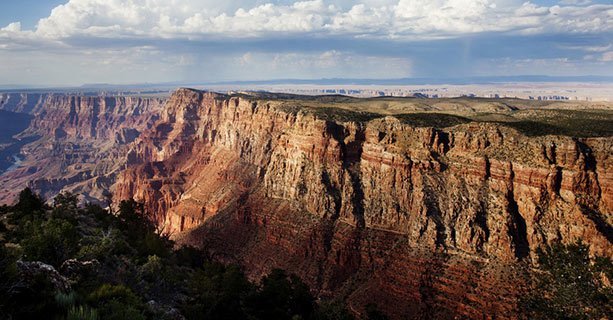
[1,0,612,319]
[1,89,611,318]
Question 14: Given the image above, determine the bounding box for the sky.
[0,0,611,86]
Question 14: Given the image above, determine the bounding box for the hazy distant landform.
[3,77,612,102]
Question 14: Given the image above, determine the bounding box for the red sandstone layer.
[113,88,612,319]
[0,94,166,203]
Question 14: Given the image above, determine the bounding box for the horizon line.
[2,75,613,91]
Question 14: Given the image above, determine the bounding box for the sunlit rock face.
[115,88,612,319]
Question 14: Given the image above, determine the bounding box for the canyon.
[0,92,166,203]
[1,88,612,319]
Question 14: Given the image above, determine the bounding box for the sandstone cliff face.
[0,94,165,204]
[115,88,612,319]
[27,95,162,140]
[0,93,50,114]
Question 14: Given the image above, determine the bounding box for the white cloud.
[2,22,22,32]
[558,0,591,5]
[561,43,612,52]
[0,45,174,86]
[233,50,412,79]
[327,4,393,36]
[0,0,611,85]
[0,0,605,42]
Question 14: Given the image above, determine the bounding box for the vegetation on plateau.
[277,97,613,138]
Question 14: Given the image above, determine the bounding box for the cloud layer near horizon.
[0,0,611,86]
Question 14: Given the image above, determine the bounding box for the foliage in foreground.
[0,188,363,320]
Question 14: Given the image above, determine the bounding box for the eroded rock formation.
[114,88,612,319]
[0,93,166,203]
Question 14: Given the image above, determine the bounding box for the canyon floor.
[1,89,612,319]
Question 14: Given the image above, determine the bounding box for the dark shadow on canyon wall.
[0,110,33,173]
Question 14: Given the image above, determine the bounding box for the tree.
[246,269,315,320]
[116,200,173,259]
[51,192,80,224]
[102,191,114,214]
[521,241,612,320]
[13,187,44,217]
[181,263,253,320]
[53,192,79,211]
[3,186,352,320]
[117,200,151,234]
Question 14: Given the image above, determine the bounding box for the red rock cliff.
[115,88,612,319]
[0,94,165,204]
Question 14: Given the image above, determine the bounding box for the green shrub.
[84,203,113,228]
[53,192,79,211]
[140,231,172,259]
[521,241,612,319]
[88,284,141,306]
[117,200,153,236]
[395,113,471,128]
[100,300,145,320]
[181,263,253,320]
[67,305,99,320]
[88,284,145,320]
[139,255,164,282]
[0,244,19,313]
[21,218,79,267]
[3,187,361,320]
[55,291,77,309]
[77,228,132,261]
[115,200,172,259]
[175,245,206,268]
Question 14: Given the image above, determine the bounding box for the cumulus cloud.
[0,0,610,56]
[0,0,606,41]
[2,22,22,32]
[0,0,611,85]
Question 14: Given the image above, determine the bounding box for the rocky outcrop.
[24,95,164,140]
[0,93,50,114]
[16,260,71,292]
[0,94,166,204]
[115,88,612,319]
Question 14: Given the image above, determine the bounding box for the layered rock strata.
[0,94,166,203]
[115,88,612,319]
